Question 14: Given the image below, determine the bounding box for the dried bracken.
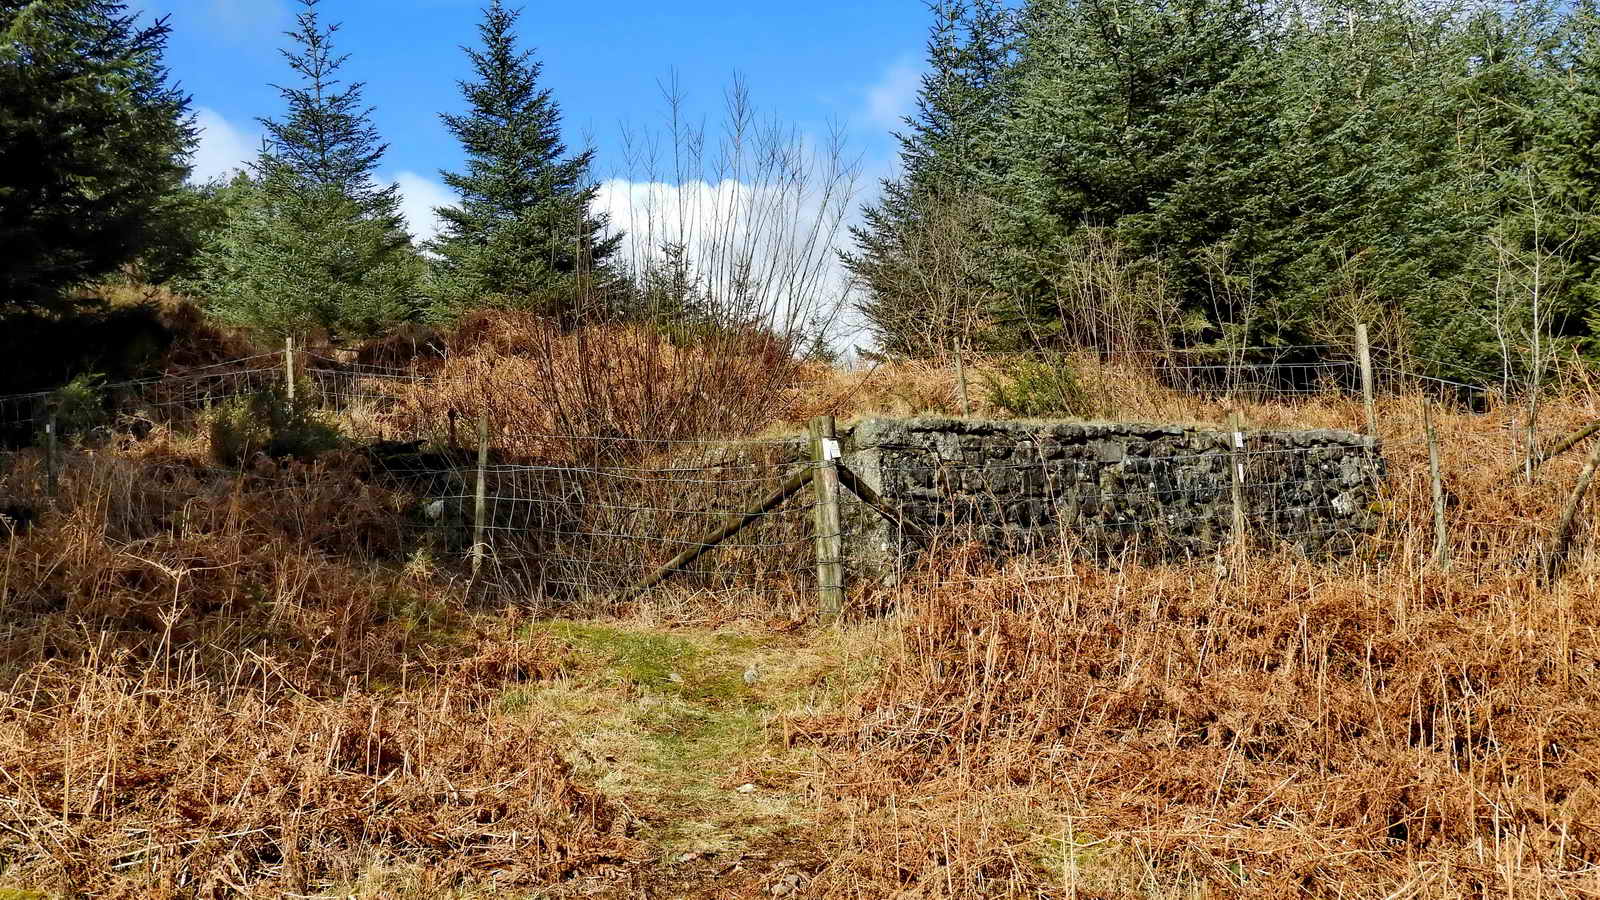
[0,435,645,896]
[798,395,1600,898]
[7,333,1600,897]
[0,661,641,897]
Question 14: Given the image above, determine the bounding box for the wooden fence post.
[284,335,295,403]
[1228,409,1247,550]
[954,342,971,417]
[1356,323,1376,438]
[1425,399,1449,569]
[1356,321,1382,438]
[45,412,58,499]
[810,415,845,621]
[472,410,489,581]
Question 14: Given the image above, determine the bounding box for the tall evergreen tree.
[430,0,620,319]
[0,1,194,313]
[198,0,419,341]
[986,0,1282,349]
[842,0,1016,356]
[1529,4,1600,355]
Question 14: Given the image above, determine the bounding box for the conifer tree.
[842,0,1015,356]
[0,1,194,313]
[199,0,419,341]
[430,0,620,319]
[1531,4,1600,355]
[985,0,1282,349]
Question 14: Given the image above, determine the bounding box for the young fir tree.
[0,1,194,313]
[430,0,620,320]
[199,0,419,341]
[841,0,1016,357]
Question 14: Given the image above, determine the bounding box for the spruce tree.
[199,0,419,341]
[843,0,1017,357]
[0,1,194,313]
[430,0,620,319]
[985,0,1282,349]
[1530,4,1600,358]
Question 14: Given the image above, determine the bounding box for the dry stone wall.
[838,417,1384,579]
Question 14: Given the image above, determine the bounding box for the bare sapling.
[552,74,861,450]
[1486,170,1573,480]
[1544,434,1600,583]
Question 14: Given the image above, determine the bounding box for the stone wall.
[838,417,1384,579]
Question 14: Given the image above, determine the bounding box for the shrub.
[981,354,1094,418]
[46,372,109,442]
[208,385,341,466]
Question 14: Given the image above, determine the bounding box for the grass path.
[511,617,888,895]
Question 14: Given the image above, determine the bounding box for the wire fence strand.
[0,343,1494,603]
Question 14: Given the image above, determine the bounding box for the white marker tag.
[1233,431,1245,448]
[822,438,842,460]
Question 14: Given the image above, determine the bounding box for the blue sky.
[131,0,930,241]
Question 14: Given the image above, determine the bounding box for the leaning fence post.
[1356,323,1377,437]
[472,410,489,580]
[1543,435,1600,583]
[284,335,295,403]
[1228,409,1247,550]
[1425,399,1449,569]
[810,415,845,622]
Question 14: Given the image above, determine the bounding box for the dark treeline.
[847,0,1600,382]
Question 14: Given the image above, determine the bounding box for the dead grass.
[0,445,645,897]
[7,348,1600,897]
[348,312,815,462]
[791,393,1600,898]
[0,652,639,897]
[799,350,1385,434]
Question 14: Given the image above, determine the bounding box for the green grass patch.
[535,621,761,704]
[513,619,890,860]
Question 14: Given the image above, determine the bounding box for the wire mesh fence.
[374,441,820,599]
[0,356,286,445]
[0,337,1498,605]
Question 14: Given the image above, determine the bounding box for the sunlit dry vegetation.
[3,332,1600,897]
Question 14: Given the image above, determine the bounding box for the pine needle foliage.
[197,0,420,342]
[843,0,1016,357]
[429,0,620,321]
[854,0,1600,379]
[0,0,194,313]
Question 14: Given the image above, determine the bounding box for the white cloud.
[189,106,257,183]
[591,175,856,341]
[865,56,923,134]
[392,171,454,245]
